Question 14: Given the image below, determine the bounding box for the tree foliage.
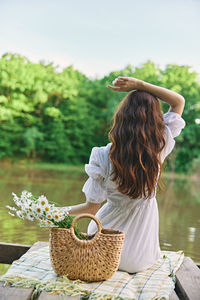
[0,53,200,172]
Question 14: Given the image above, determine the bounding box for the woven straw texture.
[50,213,125,281]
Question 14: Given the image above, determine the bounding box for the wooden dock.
[0,242,200,300]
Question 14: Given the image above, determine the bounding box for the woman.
[66,77,185,273]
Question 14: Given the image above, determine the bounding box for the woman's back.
[65,76,185,273]
[83,111,185,272]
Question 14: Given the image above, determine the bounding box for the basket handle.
[71,213,102,234]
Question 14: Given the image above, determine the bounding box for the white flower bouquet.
[6,191,125,282]
[6,190,85,239]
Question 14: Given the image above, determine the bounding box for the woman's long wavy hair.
[108,90,166,199]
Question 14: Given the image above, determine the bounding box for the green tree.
[0,53,200,173]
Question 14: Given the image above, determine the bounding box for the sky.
[0,0,200,78]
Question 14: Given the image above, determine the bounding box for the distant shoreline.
[0,159,198,180]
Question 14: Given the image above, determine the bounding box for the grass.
[0,264,10,276]
[0,160,85,175]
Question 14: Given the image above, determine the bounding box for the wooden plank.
[175,256,200,300]
[6,242,200,300]
[0,282,33,300]
[169,290,179,300]
[0,243,31,264]
[38,291,81,300]
[0,242,48,300]
[39,287,178,299]
[0,241,48,264]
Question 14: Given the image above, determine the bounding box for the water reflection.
[157,176,200,262]
[188,227,196,243]
[0,164,199,274]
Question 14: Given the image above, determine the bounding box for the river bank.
[0,159,199,181]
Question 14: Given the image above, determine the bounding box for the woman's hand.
[107,77,142,92]
[107,76,185,115]
[60,202,101,216]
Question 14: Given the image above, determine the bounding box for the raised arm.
[107,77,185,116]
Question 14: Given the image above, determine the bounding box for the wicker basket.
[49,213,125,281]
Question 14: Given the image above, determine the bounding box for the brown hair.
[108,90,165,199]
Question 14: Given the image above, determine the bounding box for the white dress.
[82,112,185,273]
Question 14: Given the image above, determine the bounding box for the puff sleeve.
[82,146,108,203]
[161,111,186,161]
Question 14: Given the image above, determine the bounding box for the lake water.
[0,163,200,274]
